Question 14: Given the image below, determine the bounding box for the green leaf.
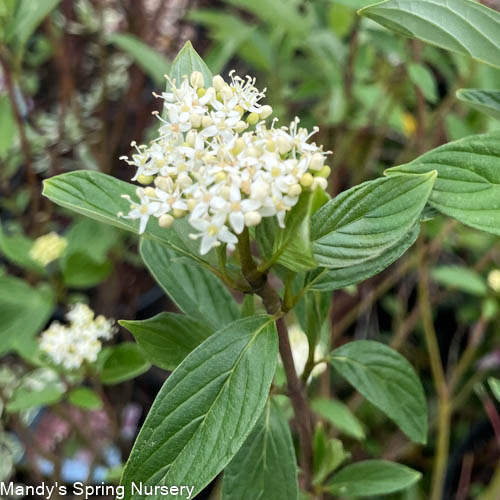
[386,131,500,236]
[0,275,54,356]
[7,385,64,412]
[258,188,327,272]
[222,399,298,500]
[0,96,15,157]
[432,265,488,296]
[329,340,427,443]
[311,398,365,440]
[488,377,500,403]
[310,173,435,268]
[6,0,62,55]
[327,460,421,497]
[62,252,112,288]
[313,427,349,487]
[120,313,213,371]
[109,33,170,85]
[307,224,419,291]
[360,0,500,69]
[139,238,239,329]
[456,89,500,121]
[101,343,151,385]
[120,315,278,500]
[68,387,103,410]
[42,171,217,266]
[408,63,437,103]
[168,40,212,90]
[0,224,46,274]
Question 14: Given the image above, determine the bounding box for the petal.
[229,212,245,234]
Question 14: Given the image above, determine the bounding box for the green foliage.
[68,387,103,410]
[456,89,500,120]
[139,239,239,329]
[109,33,170,85]
[360,0,500,69]
[311,398,365,440]
[387,132,500,236]
[488,377,500,403]
[310,173,435,268]
[408,63,438,103]
[120,316,278,499]
[168,40,212,89]
[120,313,213,371]
[327,460,421,497]
[101,343,151,385]
[432,265,488,296]
[222,399,298,500]
[329,340,427,443]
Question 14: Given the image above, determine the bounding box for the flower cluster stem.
[237,227,314,491]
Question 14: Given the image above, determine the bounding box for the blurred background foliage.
[0,0,499,498]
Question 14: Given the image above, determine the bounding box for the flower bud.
[220,84,233,100]
[244,211,262,227]
[190,113,202,128]
[312,177,328,191]
[235,105,244,115]
[159,214,174,228]
[234,121,248,133]
[197,87,206,98]
[190,71,205,89]
[185,129,197,146]
[266,140,276,152]
[144,187,157,197]
[187,199,197,211]
[173,208,186,218]
[259,105,273,119]
[488,269,500,293]
[309,152,325,171]
[202,116,213,128]
[232,138,246,156]
[219,186,231,199]
[276,136,292,155]
[300,173,314,188]
[215,171,227,183]
[315,165,331,178]
[288,184,302,197]
[246,112,260,125]
[137,174,154,185]
[212,74,225,91]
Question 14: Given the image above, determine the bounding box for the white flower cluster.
[120,70,331,255]
[40,304,117,370]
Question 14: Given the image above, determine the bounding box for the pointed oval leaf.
[360,0,500,69]
[101,343,151,385]
[169,41,212,89]
[456,89,500,121]
[311,398,365,440]
[431,265,488,296]
[222,399,298,500]
[329,340,427,443]
[386,131,500,236]
[119,313,213,371]
[327,460,421,497]
[307,224,419,291]
[120,316,278,500]
[139,238,239,329]
[311,173,435,268]
[42,171,217,266]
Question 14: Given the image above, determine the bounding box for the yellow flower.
[402,112,417,137]
[30,232,67,266]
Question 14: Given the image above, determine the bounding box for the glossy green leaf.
[456,89,500,121]
[120,313,213,371]
[311,173,435,268]
[168,40,212,90]
[432,265,488,296]
[360,0,500,69]
[101,343,151,385]
[222,399,298,500]
[109,33,170,85]
[329,340,427,443]
[68,387,103,410]
[0,275,54,356]
[386,132,500,236]
[42,171,216,266]
[307,224,419,291]
[408,63,437,103]
[139,238,239,329]
[6,0,61,54]
[62,252,112,289]
[120,316,278,500]
[327,460,421,497]
[311,398,365,440]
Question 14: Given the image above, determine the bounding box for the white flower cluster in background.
[119,70,331,255]
[30,232,68,266]
[40,303,117,370]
